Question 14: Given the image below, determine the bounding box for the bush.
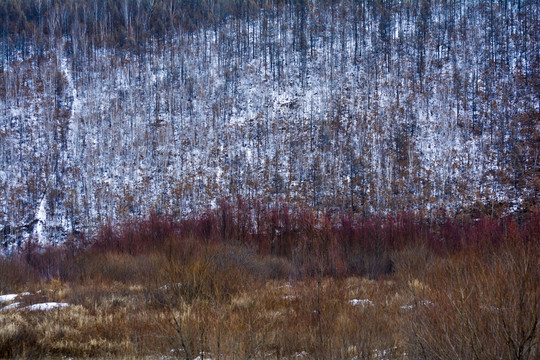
[0,257,37,293]
[406,241,539,360]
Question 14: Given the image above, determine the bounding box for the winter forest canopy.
[0,0,538,249]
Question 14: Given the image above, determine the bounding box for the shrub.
[406,240,539,360]
[0,257,38,293]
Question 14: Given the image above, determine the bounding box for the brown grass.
[0,210,538,359]
[1,245,410,359]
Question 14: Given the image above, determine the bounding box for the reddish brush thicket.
[93,211,177,255]
[9,198,540,281]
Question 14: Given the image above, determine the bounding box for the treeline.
[17,198,539,280]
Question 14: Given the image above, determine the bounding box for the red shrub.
[16,198,539,282]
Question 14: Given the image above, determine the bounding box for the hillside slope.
[0,0,538,249]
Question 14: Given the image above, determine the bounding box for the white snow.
[35,195,47,246]
[160,283,183,291]
[0,294,18,302]
[0,292,30,302]
[401,300,434,310]
[23,302,69,311]
[193,355,213,360]
[0,300,70,311]
[0,302,21,311]
[348,299,374,307]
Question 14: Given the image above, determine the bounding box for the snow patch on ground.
[0,292,31,303]
[160,283,183,291]
[0,302,21,311]
[0,294,18,302]
[0,292,70,311]
[193,353,213,360]
[23,302,69,311]
[401,300,434,310]
[349,299,374,307]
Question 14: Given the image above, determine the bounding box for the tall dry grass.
[404,240,539,360]
[0,203,538,358]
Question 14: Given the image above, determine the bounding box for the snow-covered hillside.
[0,0,538,249]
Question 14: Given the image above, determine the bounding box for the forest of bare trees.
[0,0,538,249]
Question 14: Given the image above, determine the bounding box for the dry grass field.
[1,205,538,359]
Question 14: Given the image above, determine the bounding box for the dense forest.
[0,0,538,249]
